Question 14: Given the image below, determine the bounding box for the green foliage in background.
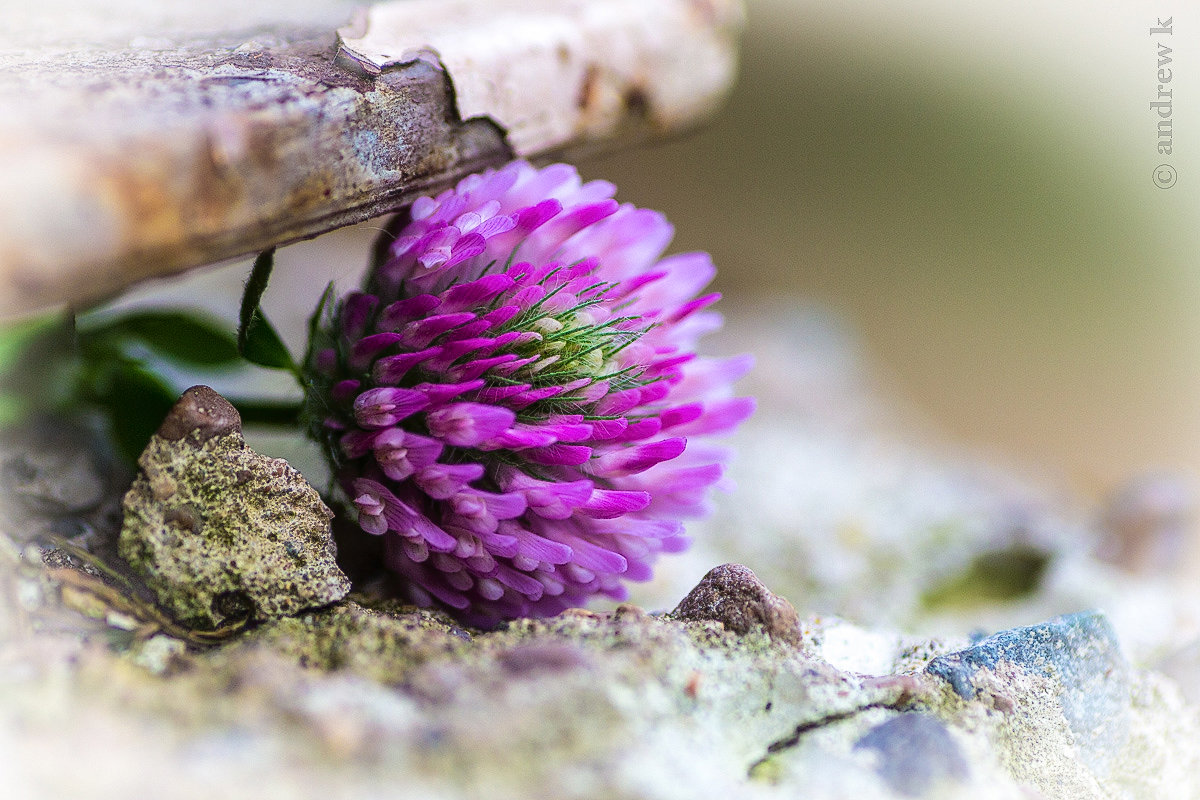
[0,251,305,465]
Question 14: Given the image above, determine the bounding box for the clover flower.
[305,161,753,626]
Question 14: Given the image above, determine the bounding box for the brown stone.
[670,563,802,646]
[155,386,242,443]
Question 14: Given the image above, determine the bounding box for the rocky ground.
[3,308,1200,799]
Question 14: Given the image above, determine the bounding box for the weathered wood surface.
[0,0,743,317]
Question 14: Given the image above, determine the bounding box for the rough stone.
[925,610,1130,779]
[117,385,349,629]
[670,562,803,646]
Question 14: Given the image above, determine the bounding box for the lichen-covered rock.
[237,599,473,683]
[118,385,350,629]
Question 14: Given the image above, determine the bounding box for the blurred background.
[117,0,1200,506]
[579,0,1200,502]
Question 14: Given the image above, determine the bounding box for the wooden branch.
[0,0,744,317]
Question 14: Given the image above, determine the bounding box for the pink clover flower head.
[305,160,754,627]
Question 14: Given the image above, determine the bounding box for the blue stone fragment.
[925,610,1130,778]
[854,713,968,797]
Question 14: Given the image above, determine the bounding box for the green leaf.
[242,309,295,371]
[238,248,297,372]
[101,362,178,464]
[83,310,239,367]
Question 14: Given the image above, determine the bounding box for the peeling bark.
[0,0,743,316]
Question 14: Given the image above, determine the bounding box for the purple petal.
[398,537,430,563]
[340,292,379,340]
[474,383,533,404]
[671,396,756,437]
[353,387,430,429]
[644,353,696,380]
[669,292,721,323]
[511,284,546,309]
[382,500,457,552]
[448,354,521,382]
[487,424,558,450]
[612,417,662,442]
[449,489,526,534]
[491,330,524,348]
[539,527,627,574]
[400,312,477,348]
[473,213,517,239]
[511,527,574,564]
[659,403,704,429]
[372,346,441,384]
[587,417,629,440]
[509,385,567,409]
[411,575,471,610]
[444,231,487,268]
[576,380,611,403]
[514,199,562,233]
[637,381,672,405]
[478,526,520,558]
[579,490,651,518]
[349,332,403,370]
[593,388,640,416]
[442,318,494,341]
[427,403,517,447]
[533,200,619,250]
[483,305,521,327]
[589,437,686,477]
[504,476,593,520]
[373,429,444,481]
[514,419,592,444]
[379,294,441,330]
[492,563,545,600]
[351,477,397,534]
[424,337,499,371]
[671,354,754,398]
[559,206,672,279]
[481,491,527,519]
[629,252,715,309]
[525,443,593,466]
[416,462,485,499]
[440,274,516,312]
[339,429,378,459]
[475,577,505,601]
[484,355,540,377]
[414,379,485,406]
